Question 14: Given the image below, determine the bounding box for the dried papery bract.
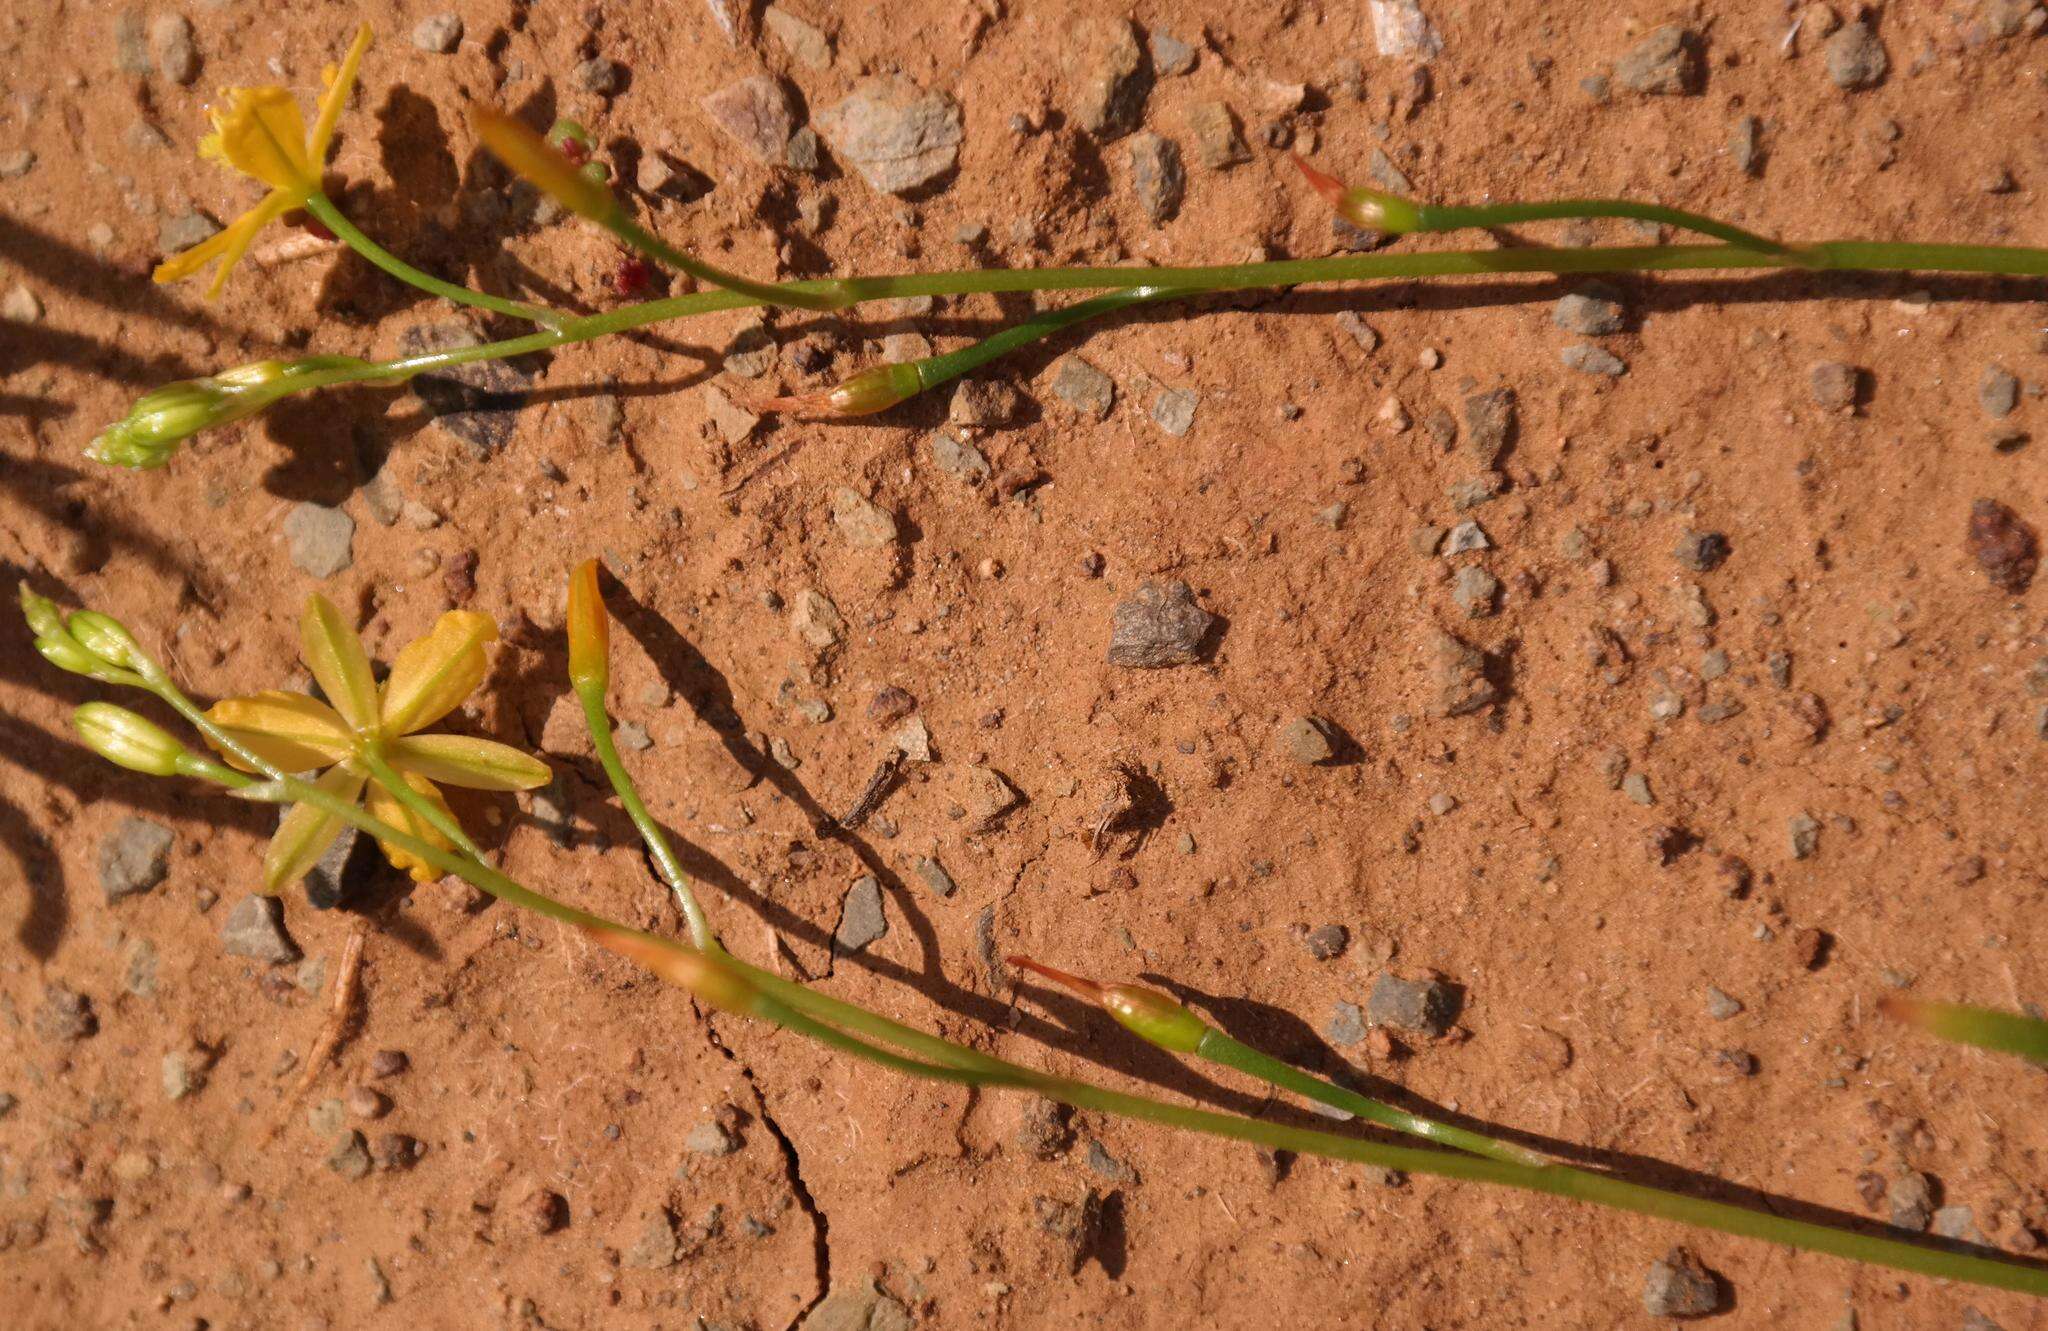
[1290,153,1422,233]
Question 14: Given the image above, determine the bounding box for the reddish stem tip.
[1005,956,1107,1003]
[1290,153,1348,208]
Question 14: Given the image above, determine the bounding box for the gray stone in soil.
[1980,365,2019,418]
[1065,17,1149,139]
[33,984,97,1043]
[150,15,199,85]
[1367,973,1457,1036]
[1106,580,1215,668]
[1809,360,1861,410]
[685,1120,739,1156]
[0,149,35,178]
[1302,924,1349,961]
[1325,1000,1366,1045]
[1447,473,1503,510]
[222,894,300,965]
[284,502,354,578]
[158,211,220,252]
[833,875,888,956]
[299,822,384,911]
[1561,344,1626,376]
[1615,26,1702,95]
[1932,1205,1981,1242]
[1127,132,1184,223]
[1622,772,1654,805]
[400,322,535,457]
[1444,519,1490,554]
[162,1050,204,1101]
[115,11,151,73]
[1641,1245,1721,1317]
[1051,357,1115,419]
[830,486,898,549]
[815,76,963,195]
[765,6,832,69]
[623,1207,681,1269]
[1432,630,1502,717]
[1705,986,1744,1020]
[1554,291,1624,335]
[412,14,463,53]
[1152,387,1198,436]
[1673,529,1730,572]
[1278,715,1337,765]
[1452,565,1500,618]
[1961,1309,2006,1331]
[1461,389,1516,466]
[1150,31,1196,76]
[1789,811,1821,859]
[100,816,173,903]
[574,57,627,95]
[1186,100,1249,168]
[912,856,956,897]
[1887,1171,1935,1230]
[700,76,796,165]
[1826,20,1888,90]
[326,1130,373,1180]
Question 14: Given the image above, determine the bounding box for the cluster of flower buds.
[20,583,154,686]
[86,356,369,470]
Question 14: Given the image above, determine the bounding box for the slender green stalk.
[1197,1028,1548,1167]
[113,691,2048,1299]
[144,676,288,781]
[357,744,488,864]
[910,285,1178,390]
[606,213,852,313]
[1414,200,1794,256]
[304,194,556,326]
[179,235,2048,425]
[572,678,712,949]
[1884,997,2048,1064]
[723,966,2048,1297]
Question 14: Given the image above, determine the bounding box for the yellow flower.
[154,24,374,297]
[205,593,549,889]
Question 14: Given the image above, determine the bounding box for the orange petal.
[308,23,374,163]
[364,768,459,882]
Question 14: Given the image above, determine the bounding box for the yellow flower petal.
[209,86,316,192]
[201,190,297,298]
[263,763,367,891]
[471,107,618,223]
[152,213,241,285]
[379,610,497,736]
[308,23,374,165]
[388,733,550,791]
[205,689,352,772]
[365,767,459,882]
[299,593,380,734]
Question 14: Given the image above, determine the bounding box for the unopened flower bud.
[764,362,922,418]
[73,703,191,777]
[565,558,610,696]
[87,378,231,469]
[475,107,619,224]
[581,925,758,1015]
[1100,983,1208,1053]
[18,583,64,639]
[36,632,113,679]
[65,611,145,673]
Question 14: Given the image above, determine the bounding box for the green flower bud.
[36,632,109,678]
[1102,984,1208,1053]
[18,582,65,639]
[84,357,368,470]
[73,703,191,777]
[65,611,145,672]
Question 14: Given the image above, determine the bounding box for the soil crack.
[704,1014,830,1330]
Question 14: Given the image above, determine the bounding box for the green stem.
[572,678,712,949]
[213,236,2048,415]
[1198,1028,1547,1167]
[607,213,851,313]
[305,193,557,326]
[357,744,488,864]
[905,285,1180,396]
[179,745,2048,1296]
[732,976,2048,1297]
[146,677,287,781]
[1416,199,1795,256]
